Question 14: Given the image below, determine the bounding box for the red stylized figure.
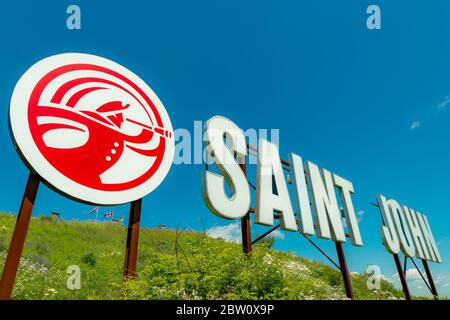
[27,64,171,192]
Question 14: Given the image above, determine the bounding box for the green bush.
[28,254,51,269]
[81,252,96,267]
[38,215,53,222]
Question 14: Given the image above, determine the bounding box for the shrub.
[255,236,275,249]
[28,254,51,269]
[38,215,53,222]
[81,252,96,267]
[33,241,51,255]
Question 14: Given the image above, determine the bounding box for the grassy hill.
[0,212,405,300]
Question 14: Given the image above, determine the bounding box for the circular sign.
[10,53,174,205]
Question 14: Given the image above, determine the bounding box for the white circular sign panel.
[10,53,174,205]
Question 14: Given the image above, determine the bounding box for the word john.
[377,195,441,263]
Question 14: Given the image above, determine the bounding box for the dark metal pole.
[123,198,142,278]
[393,254,411,300]
[240,160,252,255]
[422,259,438,298]
[252,224,280,245]
[302,235,341,270]
[403,256,408,276]
[0,172,40,300]
[335,241,354,299]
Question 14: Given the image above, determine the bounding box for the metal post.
[240,160,252,255]
[393,254,411,300]
[0,172,40,300]
[422,259,438,298]
[123,198,142,278]
[335,241,353,299]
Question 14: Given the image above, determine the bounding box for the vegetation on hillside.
[0,212,404,300]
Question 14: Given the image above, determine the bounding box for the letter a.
[66,5,81,30]
[366,5,381,30]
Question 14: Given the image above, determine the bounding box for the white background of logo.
[10,53,174,205]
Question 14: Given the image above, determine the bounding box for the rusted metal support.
[123,198,142,279]
[0,172,40,300]
[422,259,438,298]
[239,159,252,255]
[241,213,252,254]
[393,253,411,300]
[335,241,354,299]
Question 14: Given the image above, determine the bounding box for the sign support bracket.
[393,253,412,300]
[240,161,252,254]
[0,171,40,300]
[335,241,353,299]
[422,259,438,298]
[123,198,142,278]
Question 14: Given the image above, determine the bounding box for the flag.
[89,207,98,214]
[104,210,114,218]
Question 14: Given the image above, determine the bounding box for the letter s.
[202,116,250,219]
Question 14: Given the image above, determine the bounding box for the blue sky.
[0,0,450,297]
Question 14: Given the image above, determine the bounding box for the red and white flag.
[104,210,114,218]
[89,207,99,214]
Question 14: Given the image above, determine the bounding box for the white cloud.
[389,268,450,297]
[206,223,242,243]
[410,121,421,130]
[341,217,347,229]
[437,236,450,246]
[391,268,426,283]
[271,229,285,240]
[437,96,450,111]
[356,210,365,223]
[405,268,426,280]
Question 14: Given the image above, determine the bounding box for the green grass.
[0,212,405,300]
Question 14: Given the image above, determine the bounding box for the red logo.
[10,54,174,204]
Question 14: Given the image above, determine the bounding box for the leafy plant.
[81,252,96,267]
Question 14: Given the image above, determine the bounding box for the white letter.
[403,207,430,260]
[388,200,415,257]
[306,161,346,242]
[417,213,442,263]
[333,174,363,246]
[288,153,314,235]
[366,5,381,30]
[377,194,400,254]
[255,139,297,231]
[66,5,81,30]
[202,116,250,219]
